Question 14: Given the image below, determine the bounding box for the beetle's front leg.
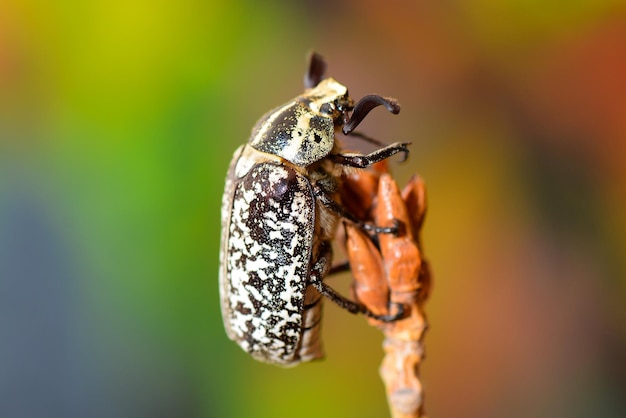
[329,142,411,168]
[309,243,404,322]
[313,184,399,235]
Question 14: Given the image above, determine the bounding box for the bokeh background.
[2,1,626,417]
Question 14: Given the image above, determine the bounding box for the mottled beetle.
[219,53,409,366]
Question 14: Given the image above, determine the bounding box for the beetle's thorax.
[248,78,352,168]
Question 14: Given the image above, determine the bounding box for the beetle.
[219,52,409,366]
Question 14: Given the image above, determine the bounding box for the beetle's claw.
[398,142,411,162]
[362,219,392,234]
[371,219,402,236]
[364,302,405,322]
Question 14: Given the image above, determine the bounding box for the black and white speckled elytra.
[219,53,410,366]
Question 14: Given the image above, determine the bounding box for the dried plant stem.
[342,171,431,418]
[378,291,428,418]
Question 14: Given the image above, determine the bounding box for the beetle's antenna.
[304,51,327,89]
[343,95,400,135]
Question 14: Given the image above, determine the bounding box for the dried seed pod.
[342,168,431,418]
[345,223,390,319]
[401,175,427,243]
[377,174,422,302]
[341,168,382,222]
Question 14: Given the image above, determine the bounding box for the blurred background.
[1,0,625,417]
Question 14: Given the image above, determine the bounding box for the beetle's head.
[298,78,354,128]
[248,78,350,168]
[248,53,400,168]
[302,52,400,135]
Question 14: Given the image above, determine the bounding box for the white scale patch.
[225,162,315,364]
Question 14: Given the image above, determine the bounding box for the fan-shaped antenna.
[343,95,400,135]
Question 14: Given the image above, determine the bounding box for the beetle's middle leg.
[309,243,404,322]
[313,184,399,235]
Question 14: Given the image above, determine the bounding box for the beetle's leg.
[313,184,399,234]
[329,142,411,167]
[309,244,404,322]
[312,274,406,322]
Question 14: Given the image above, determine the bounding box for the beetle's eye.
[319,102,334,115]
[335,99,352,113]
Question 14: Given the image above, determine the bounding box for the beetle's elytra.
[219,52,409,366]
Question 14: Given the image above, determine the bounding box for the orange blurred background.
[1,1,625,417]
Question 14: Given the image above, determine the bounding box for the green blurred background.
[1,1,626,417]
